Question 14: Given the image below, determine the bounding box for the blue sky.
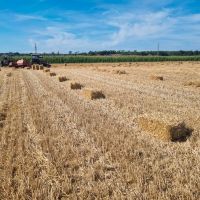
[0,0,199,53]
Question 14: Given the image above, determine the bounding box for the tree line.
[1,50,200,57]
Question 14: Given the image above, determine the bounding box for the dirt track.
[0,62,200,199]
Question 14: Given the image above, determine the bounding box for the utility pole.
[157,42,160,56]
[35,43,37,54]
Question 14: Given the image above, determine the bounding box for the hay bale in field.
[32,65,36,70]
[43,68,50,73]
[6,72,12,77]
[36,65,40,70]
[97,68,106,72]
[58,76,68,82]
[138,117,192,142]
[150,75,164,81]
[113,70,127,75]
[102,69,108,72]
[184,81,200,88]
[70,81,83,90]
[82,88,105,100]
[39,65,44,70]
[49,72,56,76]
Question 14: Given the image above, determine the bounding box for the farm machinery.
[0,55,30,68]
[0,56,13,67]
[31,54,51,67]
[0,54,51,68]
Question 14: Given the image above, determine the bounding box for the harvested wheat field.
[0,62,200,200]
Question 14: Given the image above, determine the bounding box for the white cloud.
[14,14,47,21]
[29,26,95,52]
[27,7,200,52]
[103,10,176,46]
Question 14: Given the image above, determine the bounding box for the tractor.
[0,55,13,67]
[31,54,51,67]
[0,55,30,68]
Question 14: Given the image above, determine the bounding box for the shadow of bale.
[0,113,6,121]
[170,122,193,142]
[150,75,164,81]
[0,112,7,128]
